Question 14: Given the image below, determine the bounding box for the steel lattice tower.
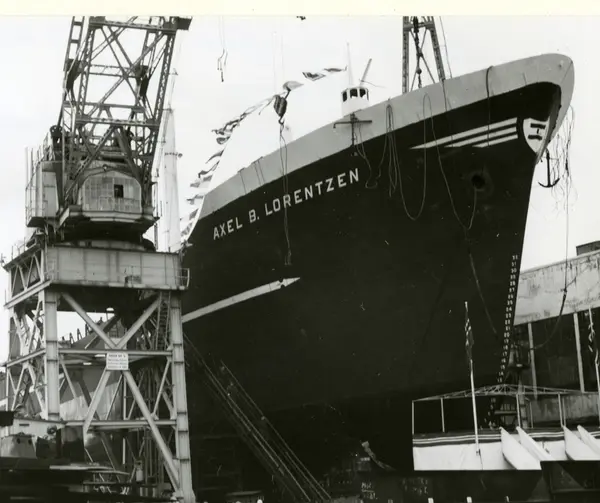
[3,16,195,503]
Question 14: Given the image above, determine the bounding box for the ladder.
[155,293,171,350]
[63,17,85,73]
[183,336,331,503]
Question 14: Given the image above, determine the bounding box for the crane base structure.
[4,242,194,503]
[1,15,194,503]
[3,239,195,502]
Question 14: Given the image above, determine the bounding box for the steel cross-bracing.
[2,241,195,502]
[54,16,191,233]
[402,16,447,95]
[4,14,195,503]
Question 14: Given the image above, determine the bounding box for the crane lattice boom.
[27,16,191,242]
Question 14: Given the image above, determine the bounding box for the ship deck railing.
[411,384,600,438]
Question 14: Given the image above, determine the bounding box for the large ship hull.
[181,54,574,473]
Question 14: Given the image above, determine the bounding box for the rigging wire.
[385,104,427,221]
[217,17,228,82]
[530,151,573,350]
[354,86,503,387]
[549,106,576,207]
[272,18,292,265]
[356,67,498,352]
[353,124,384,190]
[279,123,292,267]
[274,86,292,266]
[426,89,478,233]
[528,199,570,352]
[438,16,453,79]
[426,85,498,342]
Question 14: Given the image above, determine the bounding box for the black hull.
[182,79,566,478]
[184,81,560,402]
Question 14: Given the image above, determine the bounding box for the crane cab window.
[80,172,142,214]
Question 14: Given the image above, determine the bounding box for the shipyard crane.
[402,16,449,93]
[4,16,194,503]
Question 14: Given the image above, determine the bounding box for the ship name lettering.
[326,177,335,192]
[315,181,324,195]
[213,217,243,240]
[291,189,300,204]
[261,168,358,216]
[213,168,360,240]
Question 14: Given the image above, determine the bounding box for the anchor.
[538,149,560,188]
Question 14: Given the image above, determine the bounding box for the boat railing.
[412,385,600,436]
[5,235,35,263]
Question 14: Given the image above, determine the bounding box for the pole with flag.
[587,307,600,423]
[465,301,480,454]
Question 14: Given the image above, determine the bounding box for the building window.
[114,184,124,199]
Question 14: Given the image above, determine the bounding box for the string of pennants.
[179,66,346,243]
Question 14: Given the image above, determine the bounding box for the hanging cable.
[527,107,575,351]
[428,82,502,342]
[439,17,452,79]
[216,17,228,82]
[424,90,477,232]
[550,106,576,204]
[530,164,572,351]
[279,122,292,266]
[385,105,427,221]
[274,88,292,266]
[353,120,384,190]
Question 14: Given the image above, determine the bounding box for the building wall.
[514,249,600,392]
[515,250,600,324]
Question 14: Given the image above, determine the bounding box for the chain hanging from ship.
[486,107,575,429]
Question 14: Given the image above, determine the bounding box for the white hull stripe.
[414,429,596,447]
[193,55,573,226]
[410,117,517,150]
[473,133,519,148]
[182,278,301,323]
[451,127,516,147]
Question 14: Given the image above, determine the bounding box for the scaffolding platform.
[412,385,600,471]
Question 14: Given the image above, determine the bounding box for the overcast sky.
[0,14,595,361]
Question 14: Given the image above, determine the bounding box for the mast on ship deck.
[402,16,448,94]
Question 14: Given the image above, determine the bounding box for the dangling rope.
[525,106,575,352]
[280,124,292,266]
[438,16,453,79]
[217,17,228,82]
